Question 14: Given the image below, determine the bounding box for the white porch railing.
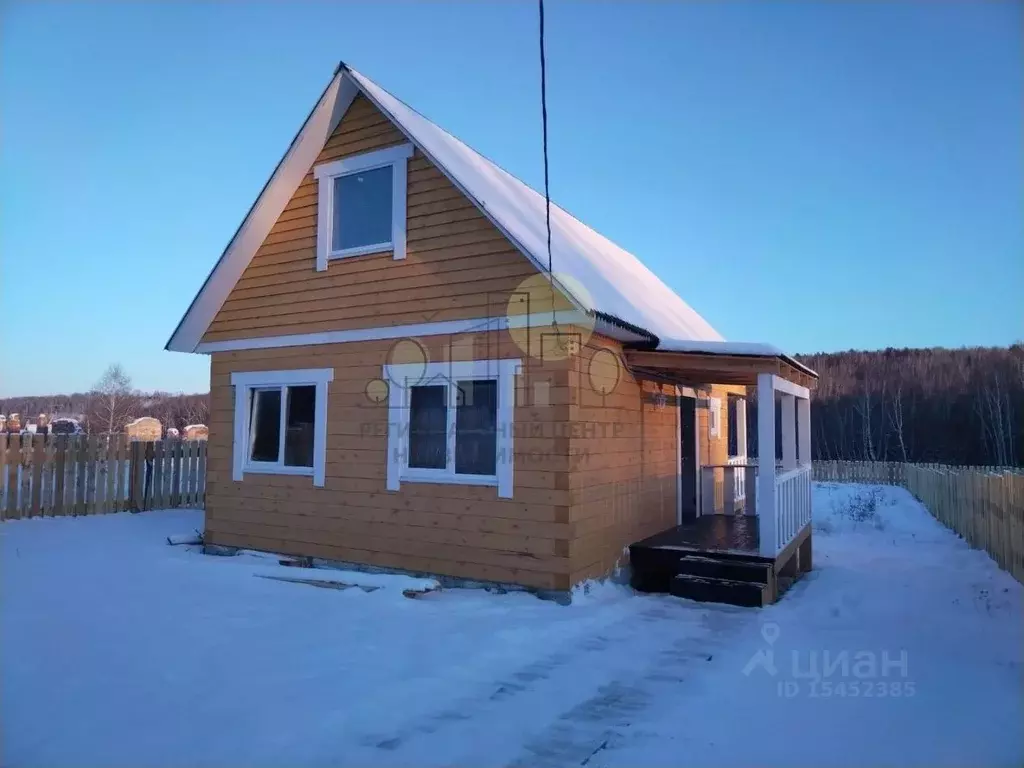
[757,372,814,557]
[772,465,812,553]
[727,455,747,502]
[700,462,754,516]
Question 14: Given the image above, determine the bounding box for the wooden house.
[168,64,817,604]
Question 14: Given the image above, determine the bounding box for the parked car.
[49,418,84,436]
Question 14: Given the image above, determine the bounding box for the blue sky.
[1,1,1020,396]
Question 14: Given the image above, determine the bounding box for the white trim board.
[768,374,810,400]
[195,311,589,354]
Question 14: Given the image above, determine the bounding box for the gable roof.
[166,63,723,353]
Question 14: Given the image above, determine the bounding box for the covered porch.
[624,345,817,605]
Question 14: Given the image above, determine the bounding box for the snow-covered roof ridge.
[345,65,723,345]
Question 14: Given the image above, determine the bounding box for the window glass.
[249,388,281,463]
[284,385,316,467]
[333,166,393,251]
[455,379,497,476]
[408,385,447,469]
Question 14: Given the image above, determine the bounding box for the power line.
[538,0,558,332]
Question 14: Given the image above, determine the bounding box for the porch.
[624,346,817,606]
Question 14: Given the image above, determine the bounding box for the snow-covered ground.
[1,484,1020,768]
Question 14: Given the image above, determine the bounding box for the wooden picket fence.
[813,460,909,486]
[0,435,207,520]
[813,460,1024,583]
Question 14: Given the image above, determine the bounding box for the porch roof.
[623,347,818,389]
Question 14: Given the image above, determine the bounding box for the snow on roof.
[347,66,723,345]
[657,339,785,357]
[655,338,818,377]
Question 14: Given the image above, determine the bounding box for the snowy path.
[1,484,1021,767]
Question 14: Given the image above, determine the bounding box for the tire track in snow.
[501,605,750,768]
[348,596,754,767]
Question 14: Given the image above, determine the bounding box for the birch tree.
[89,364,135,435]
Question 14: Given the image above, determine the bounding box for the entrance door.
[678,393,698,522]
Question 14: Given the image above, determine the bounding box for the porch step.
[669,574,770,608]
[675,555,772,584]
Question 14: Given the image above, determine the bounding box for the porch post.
[797,396,812,467]
[735,398,747,458]
[757,373,776,556]
[780,394,797,470]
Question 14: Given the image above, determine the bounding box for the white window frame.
[384,359,521,498]
[727,396,748,461]
[314,143,413,269]
[708,396,722,439]
[230,368,334,487]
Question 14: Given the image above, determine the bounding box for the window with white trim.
[230,368,333,487]
[708,396,722,438]
[727,395,747,459]
[314,143,413,269]
[385,359,520,498]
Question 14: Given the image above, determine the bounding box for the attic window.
[314,143,413,269]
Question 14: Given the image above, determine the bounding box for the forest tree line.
[790,345,1023,467]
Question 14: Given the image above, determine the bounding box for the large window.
[230,369,333,487]
[385,359,520,498]
[314,143,413,268]
[248,384,316,468]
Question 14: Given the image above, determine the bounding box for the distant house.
[183,424,208,441]
[166,63,817,604]
[125,417,162,441]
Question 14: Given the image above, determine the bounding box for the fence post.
[129,441,144,513]
[30,435,44,518]
[197,440,207,505]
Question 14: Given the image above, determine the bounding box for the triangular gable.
[167,63,722,353]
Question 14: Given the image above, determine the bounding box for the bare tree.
[855,388,875,460]
[88,364,135,435]
[183,396,209,427]
[888,385,908,461]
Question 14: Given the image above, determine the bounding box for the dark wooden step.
[676,555,771,584]
[669,574,769,607]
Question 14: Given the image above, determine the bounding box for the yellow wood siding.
[203,95,546,343]
[566,334,678,583]
[204,330,575,590]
